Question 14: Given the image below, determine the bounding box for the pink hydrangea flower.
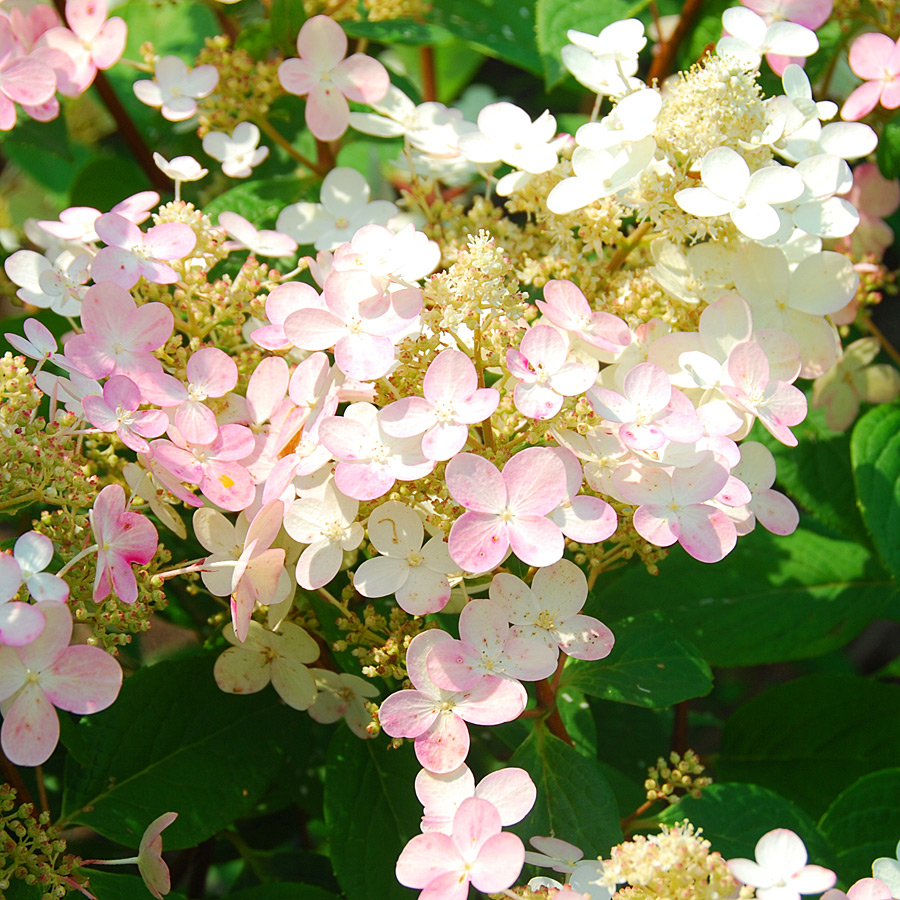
[396,795,525,900]
[445,448,568,574]
[721,341,807,446]
[425,597,559,691]
[194,501,290,642]
[39,0,126,96]
[150,424,256,512]
[612,458,739,563]
[824,879,894,900]
[36,190,158,243]
[154,347,238,445]
[92,211,197,289]
[138,812,178,900]
[490,560,615,662]
[506,324,598,420]
[415,764,536,835]
[319,403,434,502]
[841,33,900,122]
[379,349,500,461]
[728,828,836,900]
[0,601,122,766]
[840,162,900,259]
[0,18,57,131]
[379,630,526,773]
[63,282,173,389]
[536,279,631,358]
[730,441,800,536]
[278,15,390,141]
[90,484,158,604]
[587,362,703,453]
[82,374,168,453]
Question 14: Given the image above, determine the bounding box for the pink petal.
[469,831,526,893]
[448,512,509,573]
[633,505,680,547]
[332,53,390,104]
[91,18,127,70]
[474,768,536,826]
[0,603,46,647]
[451,796,501,859]
[145,222,196,260]
[422,422,468,461]
[514,381,564,420]
[1,683,59,766]
[416,710,470,773]
[841,81,884,121]
[41,645,122,713]
[507,516,565,567]
[297,14,347,71]
[396,832,460,888]
[278,57,318,97]
[848,32,896,79]
[334,331,394,381]
[446,453,506,514]
[455,676,527,725]
[0,57,57,105]
[676,505,737,563]
[305,83,351,142]
[556,613,614,660]
[503,447,566,515]
[424,349,478,405]
[17,601,72,671]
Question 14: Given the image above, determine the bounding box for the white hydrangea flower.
[716,7,818,71]
[276,167,397,251]
[547,136,656,215]
[562,19,646,96]
[674,147,804,241]
[202,122,269,178]
[574,88,662,153]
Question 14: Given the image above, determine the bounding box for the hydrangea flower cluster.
[0,1,898,898]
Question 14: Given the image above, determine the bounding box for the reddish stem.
[419,46,437,102]
[534,656,573,747]
[647,0,706,84]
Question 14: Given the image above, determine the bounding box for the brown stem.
[1,747,35,808]
[647,0,706,84]
[620,798,657,834]
[670,699,690,755]
[535,660,573,747]
[213,5,240,42]
[419,46,437,102]
[257,117,327,176]
[316,138,337,173]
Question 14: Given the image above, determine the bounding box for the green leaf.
[718,675,900,817]
[269,0,308,55]
[227,886,340,900]
[69,156,152,210]
[84,872,187,900]
[4,880,41,900]
[852,402,900,582]
[62,652,309,849]
[323,730,421,900]
[342,19,453,45]
[535,0,633,88]
[427,0,543,75]
[510,726,623,855]
[205,176,318,227]
[753,405,868,545]
[659,783,832,865]
[588,528,893,667]
[818,769,900,881]
[561,611,712,707]
[877,114,900,180]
